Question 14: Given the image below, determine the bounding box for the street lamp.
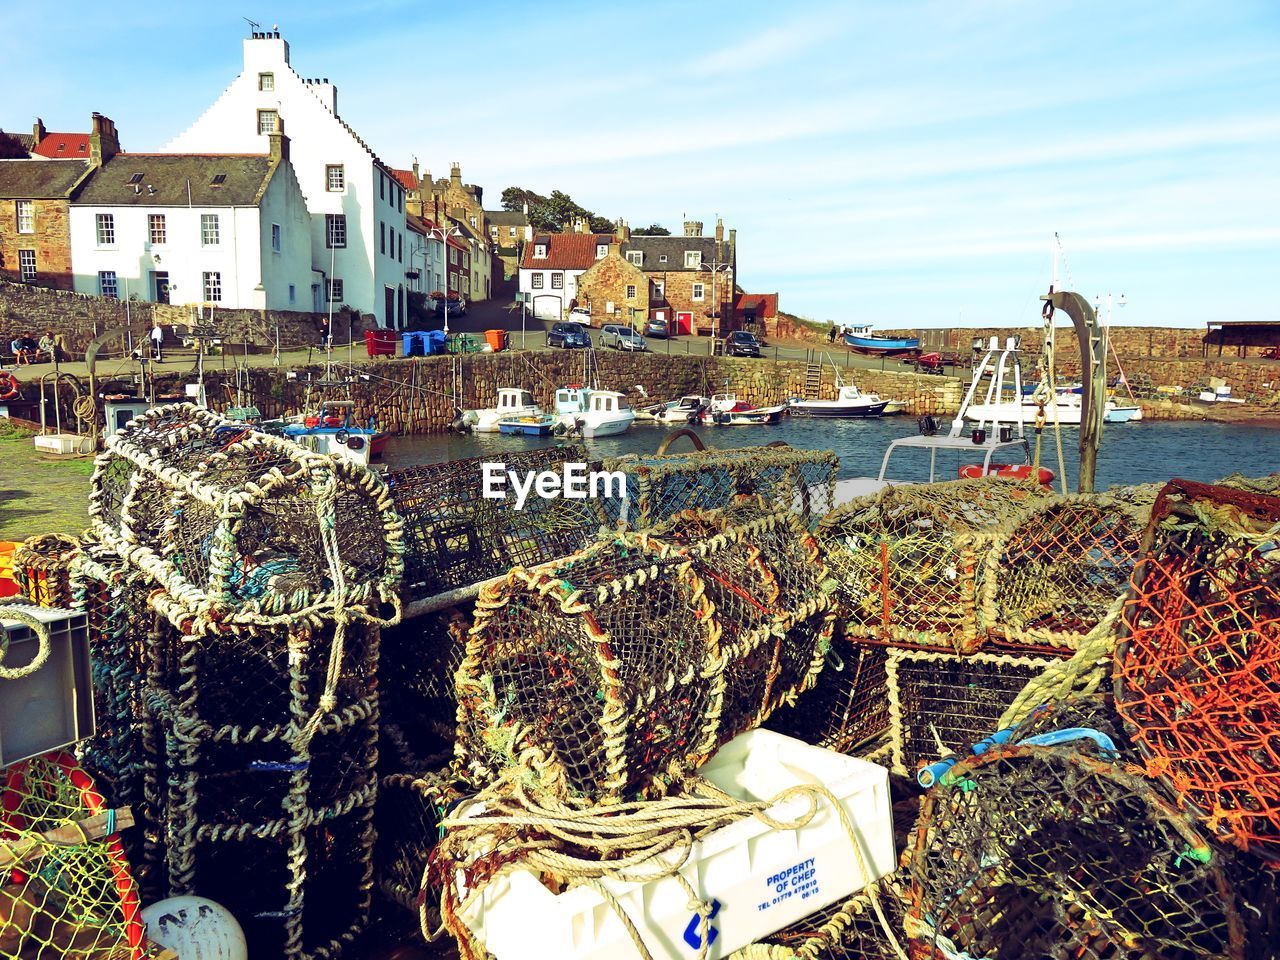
[700,258,732,351]
[424,222,463,336]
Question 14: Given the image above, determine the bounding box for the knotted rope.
[0,598,53,680]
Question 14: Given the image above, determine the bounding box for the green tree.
[587,215,615,233]
[0,131,28,159]
[632,223,671,236]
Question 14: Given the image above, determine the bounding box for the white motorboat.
[643,395,711,425]
[552,386,636,438]
[789,384,890,418]
[699,393,787,426]
[964,391,1138,426]
[462,387,543,433]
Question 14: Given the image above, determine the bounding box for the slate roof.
[621,236,728,271]
[1,130,36,151]
[485,209,528,226]
[0,159,91,199]
[33,133,90,159]
[520,232,614,270]
[73,154,276,207]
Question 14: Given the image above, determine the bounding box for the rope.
[0,598,52,680]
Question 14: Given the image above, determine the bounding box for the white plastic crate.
[457,729,895,960]
[0,604,95,767]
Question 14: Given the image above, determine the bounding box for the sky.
[2,0,1278,327]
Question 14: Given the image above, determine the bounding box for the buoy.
[0,371,20,402]
[140,896,247,960]
[958,463,1055,485]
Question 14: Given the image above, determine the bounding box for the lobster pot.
[456,507,835,803]
[908,744,1246,960]
[380,609,469,771]
[885,648,1062,777]
[765,642,890,756]
[1115,480,1280,865]
[373,771,454,914]
[385,445,606,603]
[601,445,839,529]
[980,495,1149,651]
[88,403,404,622]
[11,533,80,608]
[0,752,142,960]
[731,879,909,960]
[817,479,1052,654]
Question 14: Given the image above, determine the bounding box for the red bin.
[364,329,398,357]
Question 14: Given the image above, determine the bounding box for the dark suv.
[725,330,761,357]
[547,321,592,349]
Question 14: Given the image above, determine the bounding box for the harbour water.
[384,418,1280,490]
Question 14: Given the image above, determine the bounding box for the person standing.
[150,322,165,362]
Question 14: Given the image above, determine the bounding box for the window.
[257,109,278,134]
[692,282,705,301]
[626,251,642,266]
[508,226,516,237]
[271,223,281,252]
[652,280,664,298]
[18,249,36,282]
[531,272,544,289]
[626,284,637,299]
[258,72,274,91]
[469,216,477,228]
[325,214,346,248]
[398,191,403,213]
[379,172,385,201]
[449,248,458,265]
[551,272,563,289]
[326,279,344,303]
[15,200,34,234]
[148,214,166,244]
[202,271,222,302]
[380,221,386,255]
[685,250,702,268]
[326,164,344,192]
[489,225,498,237]
[596,243,608,259]
[398,232,403,263]
[533,243,547,258]
[659,254,667,264]
[98,270,118,298]
[95,213,115,246]
[200,214,220,245]
[127,173,143,185]
[288,283,296,304]
[210,173,226,186]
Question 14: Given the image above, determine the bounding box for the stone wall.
[576,251,649,325]
[898,325,1232,360]
[0,199,73,290]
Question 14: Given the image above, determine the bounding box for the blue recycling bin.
[426,330,447,355]
[401,332,420,357]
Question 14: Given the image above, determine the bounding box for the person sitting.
[13,333,39,365]
[38,331,60,364]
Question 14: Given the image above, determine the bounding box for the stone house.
[622,219,737,336]
[518,227,614,320]
[419,163,492,301]
[166,29,410,326]
[485,208,531,279]
[574,225,651,327]
[734,292,782,336]
[0,157,92,289]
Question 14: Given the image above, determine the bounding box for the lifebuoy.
[0,371,20,402]
[959,463,1055,485]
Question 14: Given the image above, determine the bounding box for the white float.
[457,729,895,960]
[140,896,248,960]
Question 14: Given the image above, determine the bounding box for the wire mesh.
[0,752,143,960]
[386,445,608,603]
[11,535,80,609]
[374,771,455,916]
[885,647,1064,777]
[908,743,1248,960]
[455,505,835,803]
[765,642,890,756]
[817,478,1053,653]
[980,495,1150,651]
[1114,479,1280,866]
[732,878,910,960]
[380,609,470,771]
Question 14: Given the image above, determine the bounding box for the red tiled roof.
[735,292,779,317]
[390,167,417,191]
[33,133,90,158]
[520,232,613,270]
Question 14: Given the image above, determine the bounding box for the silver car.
[600,324,648,351]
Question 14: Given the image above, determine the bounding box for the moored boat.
[643,395,711,425]
[462,387,543,433]
[279,399,389,466]
[699,394,786,426]
[498,415,557,436]
[842,325,921,358]
[551,386,636,438]
[789,384,889,418]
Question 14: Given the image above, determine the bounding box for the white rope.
[0,600,51,681]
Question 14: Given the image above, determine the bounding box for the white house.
[165,29,410,327]
[518,230,613,320]
[406,214,445,300]
[69,133,313,310]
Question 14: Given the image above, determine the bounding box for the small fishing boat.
[498,414,557,437]
[280,400,389,466]
[966,391,1138,426]
[789,384,889,418]
[552,387,636,438]
[842,325,921,358]
[643,395,712,425]
[461,387,543,433]
[881,399,908,415]
[700,394,786,426]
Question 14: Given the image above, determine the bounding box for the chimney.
[450,162,462,187]
[683,220,703,237]
[729,228,737,259]
[89,112,120,167]
[32,118,46,146]
[268,129,289,161]
[411,159,420,186]
[715,218,724,243]
[615,219,630,243]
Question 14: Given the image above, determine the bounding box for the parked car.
[435,297,467,317]
[600,324,648,351]
[724,330,762,357]
[547,321,592,349]
[568,306,593,324]
[646,318,672,339]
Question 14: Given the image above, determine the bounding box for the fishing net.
[1114,479,1280,865]
[1,752,143,960]
[386,445,608,604]
[374,771,456,916]
[907,743,1248,960]
[11,535,80,609]
[765,642,890,756]
[380,609,470,772]
[885,647,1064,777]
[88,403,404,624]
[980,494,1149,651]
[455,505,835,803]
[817,478,1052,653]
[602,445,839,529]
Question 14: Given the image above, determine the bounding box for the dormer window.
[659,254,667,264]
[596,243,608,259]
[684,251,702,268]
[127,173,143,185]
[210,173,226,186]
[258,72,274,91]
[533,243,547,258]
[626,251,642,266]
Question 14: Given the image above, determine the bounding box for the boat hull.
[791,400,888,418]
[842,334,920,357]
[582,414,635,438]
[499,420,555,436]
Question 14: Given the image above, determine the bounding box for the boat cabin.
[589,391,630,414]
[497,388,536,412]
[555,386,587,415]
